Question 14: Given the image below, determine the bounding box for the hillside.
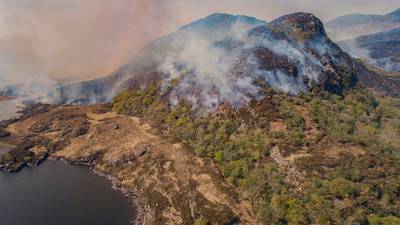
[59,13,267,104]
[353,59,400,98]
[339,27,400,73]
[60,12,356,107]
[1,12,400,225]
[326,8,400,41]
[326,9,400,92]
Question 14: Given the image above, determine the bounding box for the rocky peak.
[60,12,357,106]
[268,12,327,43]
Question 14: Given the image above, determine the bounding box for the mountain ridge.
[339,27,400,73]
[326,8,400,41]
[60,12,356,109]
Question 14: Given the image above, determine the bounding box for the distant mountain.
[387,8,400,20]
[339,27,400,73]
[326,8,400,41]
[179,13,267,39]
[60,12,356,108]
[354,59,400,98]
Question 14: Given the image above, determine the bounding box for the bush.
[368,214,400,225]
[329,123,354,143]
[1,153,13,162]
[221,160,249,185]
[194,217,209,225]
[214,151,223,162]
[324,178,356,198]
[287,128,305,146]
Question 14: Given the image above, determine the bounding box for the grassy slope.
[113,84,400,225]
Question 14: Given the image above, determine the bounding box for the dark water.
[0,100,134,225]
[0,161,133,225]
[0,160,134,225]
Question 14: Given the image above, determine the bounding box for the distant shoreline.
[0,96,16,102]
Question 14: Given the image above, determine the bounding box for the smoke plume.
[0,0,390,103]
[156,13,346,111]
[0,0,179,103]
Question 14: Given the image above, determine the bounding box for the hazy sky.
[0,0,398,82]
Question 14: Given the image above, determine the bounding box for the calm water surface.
[0,99,134,225]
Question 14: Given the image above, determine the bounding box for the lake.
[0,99,134,225]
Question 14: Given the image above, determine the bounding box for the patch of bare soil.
[2,105,259,225]
[269,119,287,133]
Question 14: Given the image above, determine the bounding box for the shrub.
[1,153,13,162]
[194,217,209,225]
[214,151,223,162]
[221,160,249,185]
[287,128,305,146]
[368,214,400,225]
[324,178,356,198]
[329,123,354,143]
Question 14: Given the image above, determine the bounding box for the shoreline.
[0,113,141,225]
[0,103,249,224]
[0,96,17,102]
[0,150,141,225]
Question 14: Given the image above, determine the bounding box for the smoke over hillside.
[59,12,355,112]
[155,13,354,110]
[338,27,400,73]
[1,0,384,104]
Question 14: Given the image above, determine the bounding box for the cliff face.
[60,12,356,109]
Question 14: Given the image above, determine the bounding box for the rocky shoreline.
[0,104,141,224]
[0,153,141,224]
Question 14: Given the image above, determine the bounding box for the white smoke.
[341,39,400,72]
[0,51,60,104]
[159,20,329,111]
